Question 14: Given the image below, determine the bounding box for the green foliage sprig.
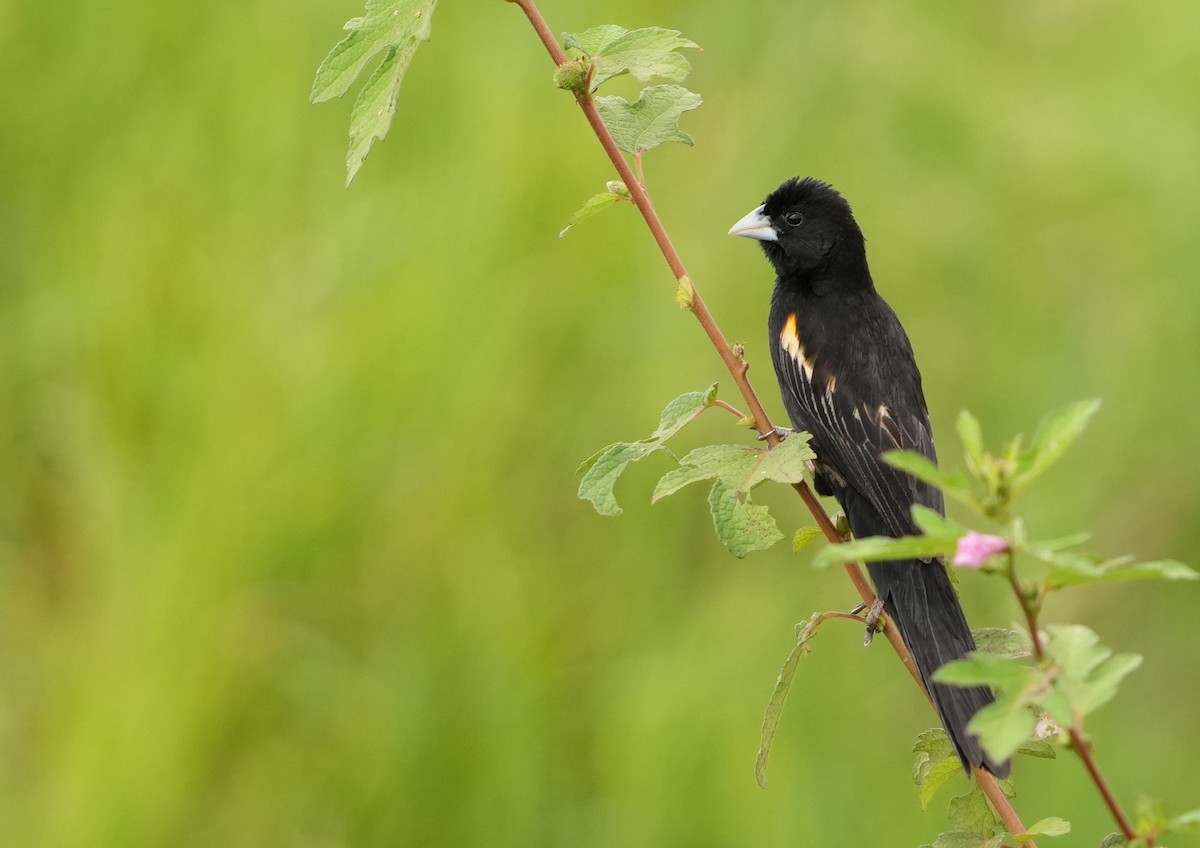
[310,2,1198,845]
[809,404,1199,846]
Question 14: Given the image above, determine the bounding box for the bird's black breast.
[768,284,943,535]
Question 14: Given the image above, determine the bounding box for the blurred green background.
[2,0,1198,845]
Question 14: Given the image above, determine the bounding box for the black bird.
[729,177,1008,777]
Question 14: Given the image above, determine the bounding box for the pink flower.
[953,531,1010,568]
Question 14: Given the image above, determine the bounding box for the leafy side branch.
[310,1,1200,845]
[503,0,1034,842]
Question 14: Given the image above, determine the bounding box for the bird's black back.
[750,178,1008,777]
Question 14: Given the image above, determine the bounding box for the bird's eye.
[783,211,804,228]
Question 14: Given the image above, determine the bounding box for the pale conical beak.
[728,204,778,241]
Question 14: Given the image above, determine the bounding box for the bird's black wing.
[771,320,942,536]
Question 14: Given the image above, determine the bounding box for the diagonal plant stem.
[508,0,1032,840]
[1007,555,1137,841]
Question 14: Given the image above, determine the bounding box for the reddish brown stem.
[509,0,1031,839]
[1068,727,1136,840]
[1007,558,1136,840]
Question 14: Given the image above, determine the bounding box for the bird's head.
[729,177,868,285]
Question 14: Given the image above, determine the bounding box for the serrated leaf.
[345,40,417,186]
[920,832,1004,848]
[1012,399,1101,493]
[651,461,717,502]
[935,652,1043,762]
[595,85,702,153]
[792,526,824,553]
[653,433,814,504]
[972,627,1032,659]
[968,700,1039,764]
[947,785,1003,838]
[913,728,954,764]
[1017,817,1071,840]
[559,190,627,238]
[311,0,438,186]
[563,25,699,89]
[576,385,718,515]
[935,652,1035,691]
[920,755,965,810]
[708,480,782,557]
[810,533,958,569]
[756,612,828,788]
[1043,624,1142,719]
[577,442,658,516]
[957,410,986,476]
[654,383,719,439]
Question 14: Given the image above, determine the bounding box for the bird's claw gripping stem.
[757,425,797,442]
[862,596,886,646]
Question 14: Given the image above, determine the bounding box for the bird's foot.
[757,425,797,442]
[861,596,886,646]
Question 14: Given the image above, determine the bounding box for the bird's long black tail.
[865,555,1010,777]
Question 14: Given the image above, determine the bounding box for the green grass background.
[2,1,1198,845]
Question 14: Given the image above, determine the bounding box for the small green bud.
[553,58,591,93]
[674,275,695,310]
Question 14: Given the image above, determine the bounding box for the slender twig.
[711,399,748,420]
[1068,727,1136,841]
[508,0,1032,839]
[1006,554,1137,840]
[1007,552,1044,661]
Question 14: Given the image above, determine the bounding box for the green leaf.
[311,0,438,186]
[563,25,699,89]
[1043,624,1142,719]
[912,728,964,810]
[947,784,1003,837]
[911,505,968,537]
[1017,817,1071,840]
[1016,739,1056,758]
[920,755,965,810]
[1033,531,1093,552]
[675,274,695,310]
[1136,797,1171,833]
[883,450,971,496]
[708,480,782,557]
[756,612,827,788]
[935,653,1043,762]
[559,190,628,238]
[935,652,1035,691]
[576,384,717,515]
[653,433,814,502]
[595,85,702,153]
[1173,807,1200,832]
[810,533,958,569]
[920,832,1005,848]
[957,410,986,476]
[912,728,954,774]
[792,526,824,553]
[345,40,418,187]
[1012,399,1101,493]
[1099,834,1129,848]
[1042,553,1198,591]
[577,441,659,517]
[972,627,1032,659]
